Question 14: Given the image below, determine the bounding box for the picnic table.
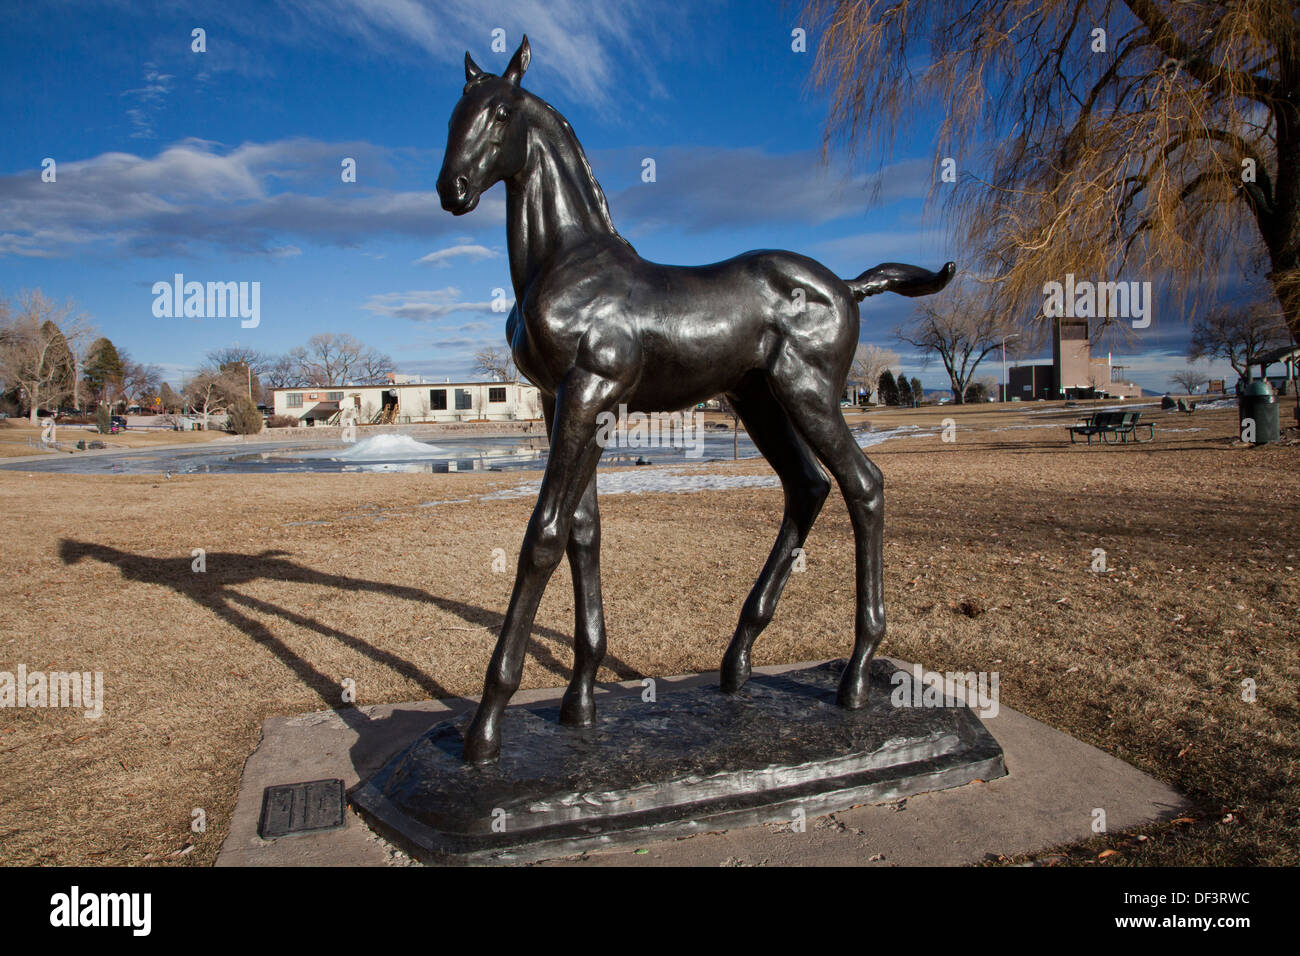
[1069,410,1154,445]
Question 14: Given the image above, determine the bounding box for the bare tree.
[120,358,163,410]
[206,346,270,376]
[474,345,516,382]
[357,347,397,385]
[850,343,899,404]
[806,0,1300,341]
[263,353,308,390]
[182,366,244,429]
[1189,298,1290,382]
[896,281,1020,403]
[299,333,365,386]
[1170,368,1208,396]
[0,290,92,423]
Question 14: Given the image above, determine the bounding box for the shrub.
[226,395,263,435]
[265,414,298,429]
[95,405,111,434]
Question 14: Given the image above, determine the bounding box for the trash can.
[1238,380,1279,444]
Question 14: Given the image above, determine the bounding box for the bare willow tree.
[806,1,1300,338]
[850,343,900,403]
[474,345,516,382]
[896,281,1023,403]
[1189,296,1291,379]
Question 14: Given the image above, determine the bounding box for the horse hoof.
[719,673,749,694]
[462,726,500,764]
[836,681,869,710]
[720,647,751,694]
[559,692,595,727]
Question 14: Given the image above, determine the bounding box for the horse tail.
[843,261,956,302]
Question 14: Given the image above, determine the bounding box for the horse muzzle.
[438,174,479,215]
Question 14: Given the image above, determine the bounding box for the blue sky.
[0,0,1243,394]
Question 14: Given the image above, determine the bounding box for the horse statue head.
[437,37,533,215]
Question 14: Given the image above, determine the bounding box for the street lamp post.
[1001,334,1020,403]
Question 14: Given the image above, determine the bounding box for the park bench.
[1117,411,1154,443]
[1069,410,1154,445]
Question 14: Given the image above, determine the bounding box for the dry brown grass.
[0,402,1296,866]
[0,419,229,458]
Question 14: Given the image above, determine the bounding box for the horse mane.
[527,92,631,248]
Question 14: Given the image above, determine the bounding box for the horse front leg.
[463,371,619,763]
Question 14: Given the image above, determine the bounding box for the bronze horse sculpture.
[436,37,954,763]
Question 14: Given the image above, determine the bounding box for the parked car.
[110,415,128,433]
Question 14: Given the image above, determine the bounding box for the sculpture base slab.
[349,659,1005,864]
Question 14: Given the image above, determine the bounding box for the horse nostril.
[455,176,468,199]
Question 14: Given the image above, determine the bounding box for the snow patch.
[482,469,781,499]
[311,434,448,460]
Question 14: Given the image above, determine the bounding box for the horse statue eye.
[495,105,511,122]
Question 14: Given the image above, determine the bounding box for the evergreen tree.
[226,394,263,435]
[877,369,899,406]
[83,337,123,407]
[40,320,76,410]
[897,375,913,407]
[159,382,182,414]
[910,377,924,405]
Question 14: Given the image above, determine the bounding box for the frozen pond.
[1,423,926,476]
[1,431,763,476]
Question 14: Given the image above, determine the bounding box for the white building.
[271,379,543,426]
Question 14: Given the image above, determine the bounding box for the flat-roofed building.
[271,379,543,425]
[1008,318,1143,400]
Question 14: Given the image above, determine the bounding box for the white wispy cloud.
[0,138,502,259]
[415,241,499,267]
[361,287,513,321]
[602,149,934,234]
[277,0,676,103]
[122,65,174,140]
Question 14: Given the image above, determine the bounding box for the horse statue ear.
[503,35,530,86]
[465,51,485,84]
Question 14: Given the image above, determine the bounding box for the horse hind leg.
[559,474,606,726]
[766,362,885,709]
[720,380,831,694]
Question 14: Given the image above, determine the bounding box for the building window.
[454,388,472,410]
[286,393,303,408]
[488,387,506,403]
[327,391,343,401]
[429,389,447,410]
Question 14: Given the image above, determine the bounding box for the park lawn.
[0,419,229,458]
[0,403,1296,866]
